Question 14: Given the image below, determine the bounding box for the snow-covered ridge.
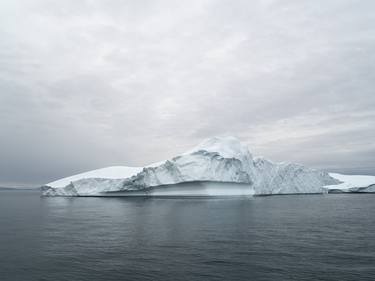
[42,136,375,196]
[47,166,143,188]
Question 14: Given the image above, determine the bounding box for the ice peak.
[188,136,252,160]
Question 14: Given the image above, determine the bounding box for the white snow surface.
[42,136,373,196]
[325,173,375,192]
[47,166,144,188]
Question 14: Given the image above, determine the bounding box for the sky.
[0,0,374,186]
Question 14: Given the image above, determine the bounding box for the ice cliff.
[41,136,375,196]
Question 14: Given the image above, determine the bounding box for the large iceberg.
[42,136,375,196]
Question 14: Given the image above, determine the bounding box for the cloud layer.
[1,0,374,186]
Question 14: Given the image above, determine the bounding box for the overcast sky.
[1,0,374,186]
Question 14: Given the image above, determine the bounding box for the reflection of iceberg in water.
[41,136,375,197]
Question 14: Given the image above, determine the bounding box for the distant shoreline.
[0,187,40,191]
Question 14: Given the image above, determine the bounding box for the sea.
[0,190,374,281]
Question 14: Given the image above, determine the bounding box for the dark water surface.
[0,190,374,281]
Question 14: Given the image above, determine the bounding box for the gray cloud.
[0,0,374,186]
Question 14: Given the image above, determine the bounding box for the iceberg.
[41,136,375,196]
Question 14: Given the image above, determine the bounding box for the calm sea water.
[0,190,374,281]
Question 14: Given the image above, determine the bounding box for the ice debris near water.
[42,136,375,196]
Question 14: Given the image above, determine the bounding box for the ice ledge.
[325,173,375,193]
[43,181,255,197]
